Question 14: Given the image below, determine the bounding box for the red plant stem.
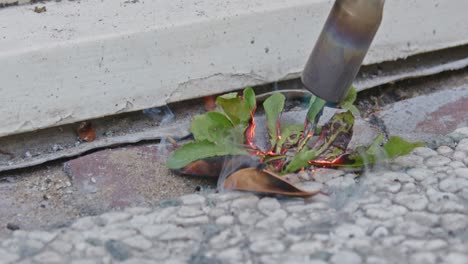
[308,154,346,167]
[296,132,313,153]
[296,118,316,153]
[244,109,257,148]
[275,118,281,144]
[273,161,285,172]
[311,132,325,150]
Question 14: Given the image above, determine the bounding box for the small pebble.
[371,226,389,238]
[257,197,281,215]
[330,251,362,264]
[437,146,453,156]
[407,168,434,181]
[24,151,32,158]
[413,147,437,158]
[311,168,344,183]
[52,144,63,152]
[455,168,468,178]
[446,252,468,264]
[450,161,466,169]
[425,155,451,167]
[410,252,437,264]
[452,151,466,161]
[456,138,468,153]
[6,223,20,231]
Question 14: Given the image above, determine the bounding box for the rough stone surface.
[311,168,345,183]
[394,193,428,211]
[407,168,434,181]
[1,130,468,263]
[413,147,438,158]
[425,155,452,167]
[457,138,468,152]
[330,251,362,264]
[257,197,281,215]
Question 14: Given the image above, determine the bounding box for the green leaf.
[263,93,285,148]
[339,87,360,116]
[243,87,256,110]
[343,135,424,168]
[346,134,385,167]
[295,95,326,152]
[191,112,234,144]
[284,147,319,173]
[306,96,326,127]
[384,136,425,159]
[276,123,304,152]
[216,88,256,126]
[341,86,357,105]
[167,140,247,169]
[218,92,238,100]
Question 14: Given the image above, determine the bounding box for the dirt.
[0,150,216,238]
[0,162,78,237]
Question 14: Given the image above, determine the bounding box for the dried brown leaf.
[174,155,258,177]
[77,121,96,142]
[175,157,224,177]
[223,167,320,198]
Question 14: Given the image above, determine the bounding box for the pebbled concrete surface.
[0,128,468,264]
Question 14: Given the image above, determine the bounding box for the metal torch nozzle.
[302,0,385,103]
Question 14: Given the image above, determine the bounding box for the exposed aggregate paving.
[1,128,468,264]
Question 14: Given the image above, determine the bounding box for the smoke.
[217,155,260,192]
[143,105,175,126]
[143,105,176,158]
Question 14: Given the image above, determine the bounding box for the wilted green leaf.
[284,146,319,173]
[342,135,424,168]
[339,87,360,116]
[344,134,385,167]
[285,111,354,173]
[295,95,326,153]
[384,136,425,158]
[276,123,304,152]
[313,111,354,160]
[217,92,238,100]
[263,93,285,148]
[306,96,326,127]
[167,140,247,169]
[216,87,256,126]
[243,87,256,110]
[191,112,234,144]
[215,97,247,125]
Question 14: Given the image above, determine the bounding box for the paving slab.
[64,144,215,212]
[377,84,468,143]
